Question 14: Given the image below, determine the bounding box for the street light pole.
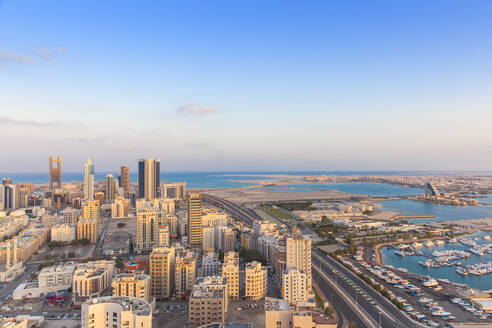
[379,311,382,328]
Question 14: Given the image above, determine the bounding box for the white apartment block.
[51,223,76,242]
[82,296,152,328]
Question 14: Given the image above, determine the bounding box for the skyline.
[2,0,492,171]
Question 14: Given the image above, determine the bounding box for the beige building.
[149,246,175,299]
[81,296,152,328]
[286,235,312,289]
[39,262,76,289]
[215,226,235,252]
[189,276,228,328]
[61,207,78,224]
[175,252,196,299]
[222,251,239,300]
[73,260,115,303]
[245,261,267,300]
[265,297,336,328]
[82,200,100,220]
[112,273,151,302]
[135,210,166,253]
[201,210,228,227]
[112,197,130,218]
[202,225,215,251]
[159,225,170,247]
[282,268,308,306]
[188,193,202,250]
[51,223,76,242]
[77,218,99,243]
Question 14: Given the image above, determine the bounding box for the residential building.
[82,200,100,220]
[201,252,220,277]
[149,246,175,299]
[282,268,308,305]
[188,193,202,250]
[135,210,166,253]
[111,197,130,218]
[245,261,267,300]
[61,207,78,224]
[189,276,228,328]
[112,273,151,302]
[175,252,196,299]
[73,261,115,303]
[81,296,152,328]
[77,218,99,243]
[159,225,169,247]
[51,223,76,242]
[202,226,215,251]
[201,210,228,227]
[286,234,312,289]
[221,251,239,300]
[265,298,336,328]
[215,226,235,252]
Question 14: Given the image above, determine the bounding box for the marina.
[380,231,492,291]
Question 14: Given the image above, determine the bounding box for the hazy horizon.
[2,1,492,172]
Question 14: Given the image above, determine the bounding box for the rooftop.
[86,296,151,316]
[264,297,292,312]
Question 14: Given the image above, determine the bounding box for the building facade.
[245,261,267,300]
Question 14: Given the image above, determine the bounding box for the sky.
[1,0,492,172]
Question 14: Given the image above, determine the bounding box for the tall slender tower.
[188,193,203,250]
[138,159,145,199]
[138,159,161,200]
[49,156,62,189]
[105,174,115,202]
[120,166,130,197]
[83,157,94,201]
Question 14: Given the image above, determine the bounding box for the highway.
[204,193,423,328]
[313,249,422,328]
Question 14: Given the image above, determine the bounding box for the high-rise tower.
[187,193,203,250]
[49,156,62,189]
[138,159,160,200]
[120,166,130,197]
[83,157,94,201]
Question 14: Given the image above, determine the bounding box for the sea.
[380,231,492,291]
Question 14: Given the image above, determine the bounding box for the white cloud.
[34,47,67,62]
[177,104,218,115]
[0,116,81,127]
[0,50,35,64]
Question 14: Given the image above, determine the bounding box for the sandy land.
[428,217,492,230]
[204,187,358,203]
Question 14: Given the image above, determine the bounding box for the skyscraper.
[83,157,94,201]
[138,159,160,200]
[0,183,16,210]
[49,156,62,189]
[120,166,130,197]
[188,193,203,250]
[105,174,115,202]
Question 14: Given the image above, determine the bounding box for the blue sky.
[1,0,492,172]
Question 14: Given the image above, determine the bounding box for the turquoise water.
[380,231,492,291]
[381,199,492,223]
[256,182,423,196]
